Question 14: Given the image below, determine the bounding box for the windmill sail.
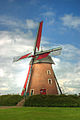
[34,21,43,53]
[13,52,32,62]
[35,47,62,57]
[51,48,62,56]
[21,65,31,96]
[36,52,50,60]
[13,47,62,62]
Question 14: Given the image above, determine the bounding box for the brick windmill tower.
[13,21,62,96]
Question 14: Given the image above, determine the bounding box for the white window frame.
[47,70,51,75]
[30,89,34,95]
[48,79,52,84]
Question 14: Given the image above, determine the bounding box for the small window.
[48,79,52,84]
[30,89,34,96]
[47,70,51,75]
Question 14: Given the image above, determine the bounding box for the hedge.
[24,94,80,107]
[0,94,23,106]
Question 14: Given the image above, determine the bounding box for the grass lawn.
[0,107,80,120]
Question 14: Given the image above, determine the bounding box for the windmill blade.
[13,47,62,62]
[36,52,50,60]
[35,47,62,56]
[32,47,62,60]
[34,21,43,53]
[50,47,62,56]
[21,64,32,96]
[13,52,32,62]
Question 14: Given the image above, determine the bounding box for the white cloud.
[0,15,43,95]
[61,44,80,60]
[52,44,80,94]
[0,15,38,31]
[0,87,9,91]
[26,19,38,29]
[0,68,5,77]
[0,32,12,46]
[0,15,25,29]
[0,29,35,95]
[61,14,80,30]
[41,11,55,25]
[48,19,55,25]
[0,30,35,58]
[41,11,55,17]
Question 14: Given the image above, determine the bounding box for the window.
[47,70,51,75]
[48,79,52,84]
[30,89,34,95]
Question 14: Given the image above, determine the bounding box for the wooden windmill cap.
[30,55,54,64]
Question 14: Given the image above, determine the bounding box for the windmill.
[13,21,62,96]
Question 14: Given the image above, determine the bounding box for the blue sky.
[0,0,80,95]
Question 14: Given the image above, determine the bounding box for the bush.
[0,94,23,106]
[24,94,80,107]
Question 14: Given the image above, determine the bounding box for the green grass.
[0,107,80,120]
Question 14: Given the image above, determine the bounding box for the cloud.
[26,19,38,29]
[41,11,55,17]
[0,15,38,31]
[0,15,25,29]
[61,44,80,61]
[29,0,40,5]
[52,44,80,94]
[0,68,5,77]
[41,11,55,25]
[60,14,80,30]
[0,17,39,94]
[0,29,35,95]
[0,31,34,59]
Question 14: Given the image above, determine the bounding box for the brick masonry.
[28,63,58,95]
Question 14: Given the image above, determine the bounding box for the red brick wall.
[28,63,58,95]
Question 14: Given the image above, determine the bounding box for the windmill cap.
[29,55,54,64]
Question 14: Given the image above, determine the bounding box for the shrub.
[24,94,80,107]
[0,94,23,106]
